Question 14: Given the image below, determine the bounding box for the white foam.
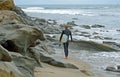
[26,7,45,10]
[22,8,96,16]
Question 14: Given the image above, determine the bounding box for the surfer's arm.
[59,31,64,42]
[70,31,73,42]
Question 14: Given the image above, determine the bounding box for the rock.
[31,47,79,69]
[0,45,12,61]
[12,6,34,25]
[72,18,78,20]
[103,41,120,50]
[0,11,26,25]
[104,37,113,40]
[13,6,62,34]
[67,21,78,26]
[106,66,116,71]
[0,0,15,10]
[106,66,120,72]
[13,6,48,26]
[10,52,36,77]
[0,62,25,77]
[48,19,57,25]
[70,40,118,51]
[91,24,105,28]
[117,65,120,69]
[80,25,91,29]
[3,27,45,55]
[93,35,103,39]
[117,29,120,32]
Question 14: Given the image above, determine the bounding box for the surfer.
[59,25,73,59]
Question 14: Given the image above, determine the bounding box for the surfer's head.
[64,25,68,30]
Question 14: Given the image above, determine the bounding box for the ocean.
[19,5,120,77]
[20,4,120,29]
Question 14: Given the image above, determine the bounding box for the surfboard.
[53,34,68,43]
[60,34,68,43]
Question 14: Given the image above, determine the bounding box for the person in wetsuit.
[59,25,73,59]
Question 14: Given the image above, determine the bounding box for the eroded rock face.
[0,62,25,77]
[0,45,12,61]
[0,11,26,25]
[0,0,15,10]
[3,27,45,55]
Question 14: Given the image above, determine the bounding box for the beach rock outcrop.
[70,40,118,51]
[80,25,91,29]
[91,24,105,28]
[67,21,78,26]
[106,66,120,73]
[0,62,25,77]
[30,46,79,69]
[10,52,37,77]
[0,11,26,25]
[0,0,15,10]
[2,26,45,55]
[0,45,12,61]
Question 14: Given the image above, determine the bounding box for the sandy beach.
[34,57,104,77]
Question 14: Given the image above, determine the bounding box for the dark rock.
[117,29,120,32]
[103,41,120,50]
[106,66,120,73]
[67,21,78,26]
[48,19,57,25]
[91,24,105,28]
[117,65,120,69]
[72,18,78,20]
[106,66,116,71]
[80,25,91,29]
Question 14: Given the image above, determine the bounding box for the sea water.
[20,4,120,29]
[19,4,120,77]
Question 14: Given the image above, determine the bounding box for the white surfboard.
[53,34,68,43]
[60,34,68,43]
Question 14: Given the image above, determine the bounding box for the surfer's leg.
[63,42,69,59]
[63,43,68,58]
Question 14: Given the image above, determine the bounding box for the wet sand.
[34,57,104,77]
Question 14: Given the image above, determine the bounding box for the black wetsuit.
[60,29,72,57]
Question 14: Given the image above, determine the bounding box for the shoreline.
[34,57,104,77]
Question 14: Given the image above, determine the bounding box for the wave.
[26,7,45,10]
[22,8,96,16]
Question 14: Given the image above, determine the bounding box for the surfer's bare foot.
[64,57,68,59]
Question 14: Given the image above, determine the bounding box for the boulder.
[0,0,15,10]
[67,21,78,26]
[0,11,26,25]
[0,62,25,77]
[0,45,12,61]
[12,6,35,26]
[91,24,105,28]
[106,66,116,71]
[10,52,37,77]
[106,66,120,72]
[3,27,45,55]
[69,40,118,51]
[30,47,79,69]
[80,25,91,29]
[103,41,120,50]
